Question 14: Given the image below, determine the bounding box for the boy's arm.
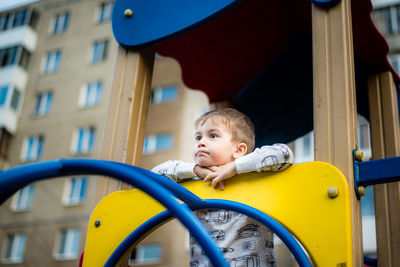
[151,160,197,182]
[204,144,294,189]
[235,143,294,174]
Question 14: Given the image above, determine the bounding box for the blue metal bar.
[105,210,175,267]
[0,159,228,267]
[111,162,205,207]
[364,255,377,266]
[107,201,312,267]
[357,157,400,187]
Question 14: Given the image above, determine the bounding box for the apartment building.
[0,0,209,266]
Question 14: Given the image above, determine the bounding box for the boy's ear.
[233,143,247,159]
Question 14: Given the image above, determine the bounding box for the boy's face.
[193,118,241,167]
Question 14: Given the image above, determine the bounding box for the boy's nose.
[197,140,206,147]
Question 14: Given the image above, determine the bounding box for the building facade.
[0,0,209,266]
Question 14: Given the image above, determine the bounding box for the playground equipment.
[103,0,400,266]
[1,155,399,266]
[1,0,400,266]
[0,159,351,266]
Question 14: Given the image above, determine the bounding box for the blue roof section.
[112,0,242,49]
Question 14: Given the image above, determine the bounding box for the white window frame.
[50,12,69,34]
[388,53,400,75]
[62,177,88,206]
[96,2,113,23]
[151,86,178,105]
[54,228,81,260]
[358,115,372,161]
[42,50,62,74]
[9,87,21,112]
[78,81,102,108]
[2,233,26,264]
[128,244,162,265]
[21,135,44,162]
[71,127,96,155]
[293,131,314,164]
[34,91,53,116]
[143,134,173,155]
[11,185,35,211]
[91,40,109,64]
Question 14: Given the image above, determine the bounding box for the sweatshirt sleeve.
[235,143,294,174]
[151,160,196,182]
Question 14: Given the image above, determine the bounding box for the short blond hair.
[195,108,255,153]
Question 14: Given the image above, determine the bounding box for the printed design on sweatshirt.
[200,247,235,255]
[235,224,260,240]
[266,254,277,266]
[197,209,232,224]
[229,253,260,267]
[265,240,274,249]
[241,240,256,251]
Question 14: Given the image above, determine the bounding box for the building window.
[91,40,109,63]
[10,88,21,111]
[2,233,26,264]
[0,86,8,106]
[143,134,173,155]
[22,135,44,162]
[129,244,162,265]
[55,228,81,260]
[63,177,87,205]
[0,9,29,31]
[358,116,372,160]
[294,131,314,164]
[11,185,35,211]
[51,12,69,34]
[388,53,400,74]
[43,50,62,74]
[150,86,178,104]
[72,127,96,154]
[79,81,102,108]
[34,91,53,116]
[0,46,17,68]
[372,5,400,35]
[97,2,113,23]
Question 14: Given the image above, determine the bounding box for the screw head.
[327,186,339,198]
[355,150,364,162]
[94,220,101,227]
[358,186,366,197]
[124,9,133,17]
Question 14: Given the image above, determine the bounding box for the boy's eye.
[210,133,217,138]
[195,135,202,141]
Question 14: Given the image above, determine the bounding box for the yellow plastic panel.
[83,162,353,266]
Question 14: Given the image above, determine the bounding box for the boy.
[152,108,293,267]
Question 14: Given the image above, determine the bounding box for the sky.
[0,0,38,12]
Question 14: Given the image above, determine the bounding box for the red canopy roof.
[156,0,398,102]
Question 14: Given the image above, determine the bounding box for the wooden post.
[94,46,155,205]
[312,1,362,266]
[368,71,400,267]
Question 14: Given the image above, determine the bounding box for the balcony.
[0,25,37,51]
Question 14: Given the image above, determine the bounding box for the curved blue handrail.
[0,159,227,267]
[106,201,313,267]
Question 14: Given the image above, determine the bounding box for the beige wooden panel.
[94,46,155,205]
[368,71,400,267]
[312,1,362,265]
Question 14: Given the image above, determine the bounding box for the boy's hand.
[202,161,237,190]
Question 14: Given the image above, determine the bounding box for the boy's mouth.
[196,150,208,156]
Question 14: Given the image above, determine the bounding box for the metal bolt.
[355,150,364,162]
[94,220,101,227]
[124,9,133,17]
[327,186,339,198]
[357,186,366,197]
